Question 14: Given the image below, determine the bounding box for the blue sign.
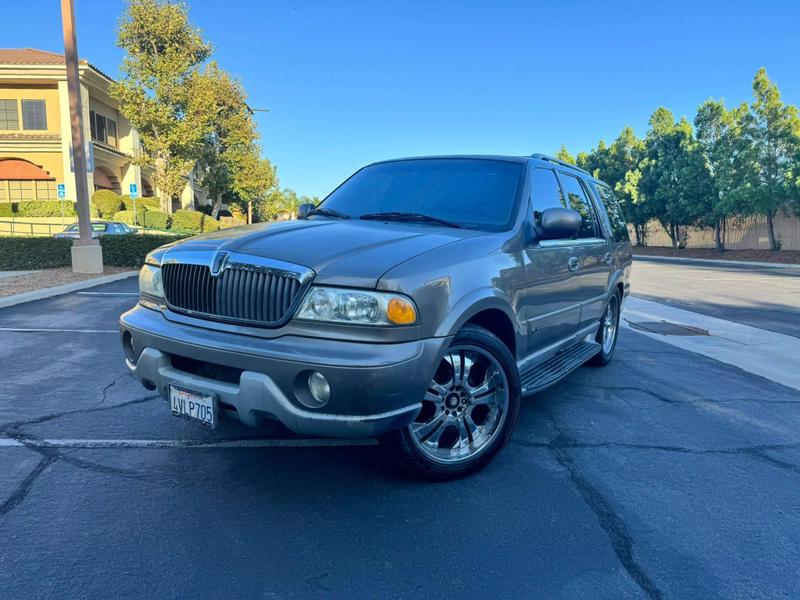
[57,184,66,199]
[129,183,138,198]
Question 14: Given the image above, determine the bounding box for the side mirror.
[537,207,582,240]
[297,203,316,219]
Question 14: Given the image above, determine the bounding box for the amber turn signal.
[387,298,417,325]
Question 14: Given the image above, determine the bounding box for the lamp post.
[61,0,103,273]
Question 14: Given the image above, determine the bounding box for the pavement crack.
[100,372,133,404]
[0,393,160,431]
[0,454,55,517]
[536,410,664,599]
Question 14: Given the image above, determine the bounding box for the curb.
[0,271,138,309]
[633,254,800,270]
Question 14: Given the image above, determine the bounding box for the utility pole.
[61,0,103,273]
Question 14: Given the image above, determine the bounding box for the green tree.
[639,108,714,249]
[694,99,751,250]
[111,0,216,211]
[741,68,800,250]
[554,145,576,165]
[226,146,276,223]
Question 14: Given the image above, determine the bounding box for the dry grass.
[0,266,133,298]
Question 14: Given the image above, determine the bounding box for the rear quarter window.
[595,184,630,243]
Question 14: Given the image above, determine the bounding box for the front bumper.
[120,305,450,437]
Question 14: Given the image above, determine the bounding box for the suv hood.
[162,219,480,288]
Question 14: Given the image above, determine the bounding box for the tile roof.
[0,158,55,180]
[0,48,114,81]
[0,48,80,66]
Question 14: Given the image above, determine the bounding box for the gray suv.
[120,154,632,480]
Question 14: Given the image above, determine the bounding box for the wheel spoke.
[456,418,470,448]
[428,381,448,396]
[425,416,450,446]
[424,391,442,403]
[464,412,479,439]
[414,412,446,440]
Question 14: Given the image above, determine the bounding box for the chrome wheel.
[601,295,619,354]
[409,345,510,464]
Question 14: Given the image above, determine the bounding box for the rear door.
[555,171,612,333]
[521,167,582,355]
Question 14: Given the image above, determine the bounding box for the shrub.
[170,209,204,233]
[91,190,124,218]
[140,209,170,230]
[112,210,137,225]
[100,233,186,267]
[0,236,73,269]
[139,196,161,210]
[15,201,76,217]
[0,203,15,217]
[219,216,246,229]
[201,218,220,233]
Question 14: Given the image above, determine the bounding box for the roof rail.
[529,153,591,176]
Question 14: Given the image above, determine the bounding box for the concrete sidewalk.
[0,270,137,309]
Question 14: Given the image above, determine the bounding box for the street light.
[61,0,103,273]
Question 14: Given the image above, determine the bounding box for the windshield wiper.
[305,206,351,220]
[359,212,463,229]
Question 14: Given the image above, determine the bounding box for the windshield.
[319,158,524,231]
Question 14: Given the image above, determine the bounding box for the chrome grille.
[162,259,309,327]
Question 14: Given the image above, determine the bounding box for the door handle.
[568,256,580,272]
[603,252,612,264]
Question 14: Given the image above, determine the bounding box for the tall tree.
[695,99,751,250]
[111,0,216,211]
[228,145,276,223]
[741,68,800,250]
[638,108,714,248]
[554,145,576,165]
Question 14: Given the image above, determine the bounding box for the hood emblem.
[210,251,229,277]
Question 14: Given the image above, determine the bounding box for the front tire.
[380,325,521,481]
[587,290,621,366]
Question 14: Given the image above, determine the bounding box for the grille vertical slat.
[162,261,306,327]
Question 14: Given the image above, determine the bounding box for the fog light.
[308,371,330,404]
[122,331,136,364]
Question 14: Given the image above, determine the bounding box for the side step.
[520,341,601,395]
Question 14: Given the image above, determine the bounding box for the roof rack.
[529,153,591,176]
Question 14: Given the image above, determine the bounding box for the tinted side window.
[558,173,598,238]
[596,184,630,243]
[530,168,565,222]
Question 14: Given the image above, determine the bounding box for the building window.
[35,181,58,200]
[90,110,96,139]
[8,180,35,201]
[21,100,47,130]
[95,114,106,143]
[107,119,117,147]
[0,99,19,130]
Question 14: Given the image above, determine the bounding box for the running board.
[520,341,601,395]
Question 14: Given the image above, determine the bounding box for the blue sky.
[2,0,799,197]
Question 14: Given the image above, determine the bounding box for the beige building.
[0,48,204,211]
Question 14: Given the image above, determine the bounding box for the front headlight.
[295,287,418,326]
[138,264,164,299]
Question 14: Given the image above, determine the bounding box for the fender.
[434,286,522,345]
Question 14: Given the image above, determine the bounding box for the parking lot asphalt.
[1,262,799,599]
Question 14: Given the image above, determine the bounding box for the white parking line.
[0,438,377,449]
[0,327,117,333]
[623,296,800,391]
[76,292,139,296]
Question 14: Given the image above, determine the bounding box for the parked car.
[55,221,136,238]
[120,154,632,480]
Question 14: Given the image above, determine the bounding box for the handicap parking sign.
[57,184,66,199]
[129,183,138,198]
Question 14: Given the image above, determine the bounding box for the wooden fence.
[632,213,800,250]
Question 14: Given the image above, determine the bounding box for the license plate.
[170,385,217,429]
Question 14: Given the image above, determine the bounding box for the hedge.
[171,209,204,233]
[140,209,170,230]
[15,201,77,218]
[99,234,186,267]
[201,218,220,233]
[110,209,170,230]
[0,236,73,269]
[0,203,15,217]
[219,216,246,229]
[91,190,124,218]
[0,233,187,270]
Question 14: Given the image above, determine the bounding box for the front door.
[555,170,612,333]
[521,167,583,356]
